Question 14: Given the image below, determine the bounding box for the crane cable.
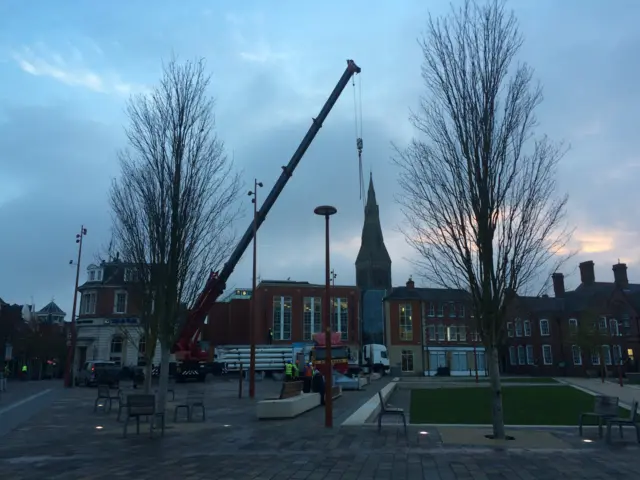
[352,74,364,209]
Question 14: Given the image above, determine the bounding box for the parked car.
[75,361,121,387]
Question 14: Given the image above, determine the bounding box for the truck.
[169,60,362,382]
[361,344,390,374]
[309,332,350,376]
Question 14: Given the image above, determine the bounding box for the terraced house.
[384,277,487,377]
[504,260,640,377]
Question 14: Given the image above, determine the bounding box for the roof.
[257,280,356,290]
[78,260,138,289]
[36,301,66,316]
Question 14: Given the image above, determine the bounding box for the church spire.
[355,173,392,291]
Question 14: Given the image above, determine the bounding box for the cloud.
[10,45,141,96]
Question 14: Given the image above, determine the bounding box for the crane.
[170,60,362,379]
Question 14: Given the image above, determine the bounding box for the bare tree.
[394,0,572,439]
[110,57,241,414]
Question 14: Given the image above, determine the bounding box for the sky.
[0,0,639,318]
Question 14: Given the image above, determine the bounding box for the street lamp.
[248,179,263,399]
[314,205,337,428]
[64,225,87,388]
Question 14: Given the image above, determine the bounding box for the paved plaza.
[0,377,640,479]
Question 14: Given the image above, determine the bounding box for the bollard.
[238,364,243,398]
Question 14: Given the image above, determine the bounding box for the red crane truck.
[170,60,362,381]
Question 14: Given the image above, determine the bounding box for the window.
[572,345,582,365]
[80,292,97,315]
[591,350,601,365]
[426,324,436,341]
[138,336,146,366]
[124,268,138,282]
[331,297,349,341]
[526,345,534,365]
[539,319,550,336]
[471,330,480,342]
[114,291,128,314]
[427,303,435,317]
[517,345,525,365]
[399,304,413,341]
[568,318,578,333]
[447,325,457,341]
[436,303,444,317]
[459,304,465,317]
[429,351,447,369]
[451,351,468,371]
[449,302,456,317]
[610,319,619,337]
[303,297,321,341]
[458,325,467,342]
[110,336,124,365]
[272,296,292,340]
[621,313,631,336]
[602,345,612,365]
[508,346,517,365]
[542,345,553,365]
[401,350,414,372]
[612,345,622,365]
[515,319,523,337]
[436,324,445,342]
[598,316,608,332]
[88,268,103,282]
[89,270,95,281]
[523,320,531,337]
[507,322,514,338]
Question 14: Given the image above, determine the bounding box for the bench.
[579,395,619,438]
[174,389,205,422]
[377,391,406,435]
[123,394,165,438]
[279,381,304,399]
[606,400,640,444]
[257,384,342,420]
[94,384,119,413]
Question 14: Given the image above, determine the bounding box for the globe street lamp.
[314,205,337,428]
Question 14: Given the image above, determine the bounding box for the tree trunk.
[143,363,152,393]
[155,346,171,426]
[487,346,506,439]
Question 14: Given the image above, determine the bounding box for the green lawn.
[410,386,628,425]
[453,377,557,384]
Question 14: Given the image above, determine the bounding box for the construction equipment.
[170,60,362,382]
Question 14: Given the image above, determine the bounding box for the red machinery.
[170,60,361,381]
[310,332,349,375]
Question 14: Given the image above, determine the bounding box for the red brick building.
[503,260,640,377]
[204,280,360,351]
[384,277,485,377]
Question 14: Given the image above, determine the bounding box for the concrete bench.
[257,385,342,419]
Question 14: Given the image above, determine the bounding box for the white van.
[362,344,390,374]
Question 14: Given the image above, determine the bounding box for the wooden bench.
[579,395,619,438]
[174,389,205,422]
[606,400,640,444]
[279,381,303,399]
[123,394,164,438]
[94,384,119,413]
[376,391,406,435]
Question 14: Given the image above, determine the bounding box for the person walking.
[312,368,325,406]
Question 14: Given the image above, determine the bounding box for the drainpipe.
[420,301,426,377]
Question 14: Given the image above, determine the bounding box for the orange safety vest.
[304,365,313,377]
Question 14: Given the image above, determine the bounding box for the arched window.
[110,335,124,366]
[137,336,146,366]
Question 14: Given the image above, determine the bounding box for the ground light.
[95,426,104,430]
[583,439,593,443]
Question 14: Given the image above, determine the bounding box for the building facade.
[75,259,161,370]
[503,261,640,377]
[384,278,487,377]
[35,301,66,325]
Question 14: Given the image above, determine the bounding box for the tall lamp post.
[314,205,337,428]
[248,179,263,399]
[64,225,87,388]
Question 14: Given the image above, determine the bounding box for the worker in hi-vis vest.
[284,361,293,382]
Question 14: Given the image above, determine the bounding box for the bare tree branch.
[393,0,573,439]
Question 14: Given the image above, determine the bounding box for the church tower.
[355,173,392,291]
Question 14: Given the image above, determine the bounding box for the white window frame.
[602,345,612,365]
[539,319,550,336]
[399,304,413,341]
[448,302,457,318]
[508,346,517,365]
[273,296,292,341]
[572,345,582,365]
[517,345,525,365]
[459,304,465,317]
[523,320,531,337]
[80,291,97,315]
[542,344,553,365]
[113,290,128,314]
[426,324,436,341]
[447,325,457,342]
[591,351,601,365]
[124,268,138,282]
[436,324,445,342]
[515,319,523,337]
[598,316,608,332]
[331,297,349,341]
[436,303,444,318]
[427,303,435,317]
[303,297,321,341]
[401,349,414,372]
[507,322,514,338]
[458,325,467,342]
[612,344,622,365]
[525,345,534,365]
[609,319,620,337]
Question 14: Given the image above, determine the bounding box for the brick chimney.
[579,261,595,285]
[551,272,565,297]
[612,263,629,289]
[406,276,415,289]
